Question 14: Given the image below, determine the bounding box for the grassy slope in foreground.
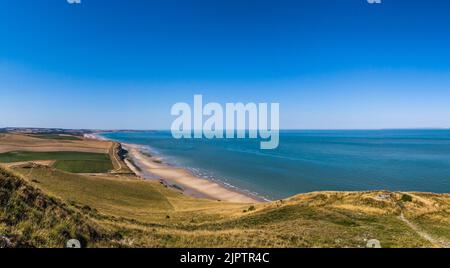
[0,151,113,173]
[0,167,118,247]
[2,165,450,248]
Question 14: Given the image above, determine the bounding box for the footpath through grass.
[0,151,113,173]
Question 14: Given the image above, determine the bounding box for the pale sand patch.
[123,144,260,203]
[2,160,56,168]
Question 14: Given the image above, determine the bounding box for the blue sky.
[1,0,450,129]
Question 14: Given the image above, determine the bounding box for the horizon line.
[2,127,450,131]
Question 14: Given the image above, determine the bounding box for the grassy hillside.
[11,165,243,223]
[0,151,113,173]
[0,167,118,247]
[2,165,449,248]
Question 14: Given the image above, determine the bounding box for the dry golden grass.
[2,164,449,248]
[0,134,111,154]
[108,142,133,174]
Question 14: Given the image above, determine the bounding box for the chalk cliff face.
[1,165,450,248]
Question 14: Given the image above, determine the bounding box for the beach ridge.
[123,143,263,203]
[89,133,262,203]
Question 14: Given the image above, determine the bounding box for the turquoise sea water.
[101,130,450,200]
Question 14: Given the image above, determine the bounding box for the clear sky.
[1,0,450,130]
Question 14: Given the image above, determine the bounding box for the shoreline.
[123,143,263,203]
[89,133,263,203]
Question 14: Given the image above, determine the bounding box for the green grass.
[3,165,450,248]
[28,134,82,140]
[0,151,113,173]
[53,160,112,173]
[0,167,116,247]
[11,166,182,221]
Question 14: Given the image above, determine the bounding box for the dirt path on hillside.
[398,212,448,248]
[108,142,131,173]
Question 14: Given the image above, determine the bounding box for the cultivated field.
[0,133,110,154]
[0,151,113,173]
[0,134,130,174]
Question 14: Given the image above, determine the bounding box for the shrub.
[401,194,413,202]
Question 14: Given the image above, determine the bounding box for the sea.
[100,130,450,200]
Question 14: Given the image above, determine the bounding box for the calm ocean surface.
[101,130,450,200]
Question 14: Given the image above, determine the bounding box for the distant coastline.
[98,130,450,199]
[89,133,263,203]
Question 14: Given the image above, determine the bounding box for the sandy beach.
[122,143,261,203]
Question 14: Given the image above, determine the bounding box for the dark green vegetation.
[401,194,413,202]
[52,160,112,173]
[28,134,82,141]
[0,151,113,173]
[0,151,109,163]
